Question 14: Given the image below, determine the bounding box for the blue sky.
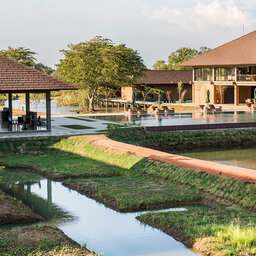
[1,0,255,69]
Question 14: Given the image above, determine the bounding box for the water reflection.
[0,169,201,256]
[182,147,256,170]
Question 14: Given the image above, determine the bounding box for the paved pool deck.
[90,135,256,184]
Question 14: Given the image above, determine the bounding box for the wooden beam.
[46,91,51,131]
[25,92,30,115]
[8,93,12,120]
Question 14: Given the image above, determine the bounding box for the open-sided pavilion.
[0,55,77,133]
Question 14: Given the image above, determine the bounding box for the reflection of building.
[180,31,256,105]
[121,70,192,102]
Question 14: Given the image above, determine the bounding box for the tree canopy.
[55,36,146,111]
[0,46,54,74]
[153,46,211,70]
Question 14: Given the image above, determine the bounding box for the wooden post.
[234,84,239,106]
[25,92,30,115]
[46,91,51,131]
[8,93,12,120]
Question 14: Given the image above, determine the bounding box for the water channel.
[182,147,256,170]
[0,169,200,256]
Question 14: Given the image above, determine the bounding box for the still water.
[0,170,200,256]
[182,147,256,170]
[89,111,256,126]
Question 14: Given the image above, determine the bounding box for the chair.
[162,106,175,114]
[136,107,147,115]
[17,117,24,131]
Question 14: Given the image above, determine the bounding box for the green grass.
[0,225,95,256]
[61,124,94,130]
[108,127,256,152]
[65,176,201,211]
[139,205,256,255]
[0,136,141,179]
[130,158,256,210]
[65,116,97,122]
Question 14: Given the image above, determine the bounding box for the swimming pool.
[89,111,256,127]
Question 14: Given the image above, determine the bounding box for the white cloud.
[142,0,256,33]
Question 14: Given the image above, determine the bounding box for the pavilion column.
[234,84,239,106]
[46,91,51,131]
[8,93,12,120]
[25,92,30,115]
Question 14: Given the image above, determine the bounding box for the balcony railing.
[237,74,256,82]
[215,75,235,81]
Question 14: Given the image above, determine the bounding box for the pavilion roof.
[179,30,256,67]
[0,55,77,92]
[135,70,192,85]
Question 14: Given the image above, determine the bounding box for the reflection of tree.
[0,180,73,222]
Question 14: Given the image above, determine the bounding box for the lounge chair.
[124,107,137,116]
[162,106,175,114]
[136,107,147,115]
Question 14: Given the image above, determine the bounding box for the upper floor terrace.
[193,66,256,84]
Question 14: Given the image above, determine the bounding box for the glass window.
[194,68,213,81]
[237,66,256,81]
[214,67,235,81]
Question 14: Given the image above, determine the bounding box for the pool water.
[89,111,256,127]
[0,169,200,256]
[182,147,256,170]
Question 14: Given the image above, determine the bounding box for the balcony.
[237,74,256,82]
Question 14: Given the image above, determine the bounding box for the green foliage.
[55,36,146,111]
[152,46,211,70]
[0,46,54,74]
[105,122,140,133]
[152,60,168,70]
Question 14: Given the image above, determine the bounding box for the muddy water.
[182,147,256,170]
[0,170,200,256]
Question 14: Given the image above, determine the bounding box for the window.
[194,68,213,81]
[237,66,256,81]
[215,67,235,81]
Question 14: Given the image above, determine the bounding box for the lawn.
[64,176,201,212]
[139,205,256,256]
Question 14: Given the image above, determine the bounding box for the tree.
[0,94,7,107]
[34,63,54,74]
[177,81,184,103]
[0,47,37,67]
[153,46,211,70]
[165,89,172,103]
[215,85,227,104]
[0,46,54,74]
[55,36,146,111]
[152,60,168,70]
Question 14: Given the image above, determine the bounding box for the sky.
[1,0,256,69]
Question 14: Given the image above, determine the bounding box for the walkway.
[90,135,256,184]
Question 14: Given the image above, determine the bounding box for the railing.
[215,75,235,81]
[237,74,256,82]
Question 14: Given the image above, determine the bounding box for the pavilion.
[0,55,77,132]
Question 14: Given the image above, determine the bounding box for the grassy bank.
[138,206,256,255]
[108,127,256,152]
[64,176,201,212]
[0,135,255,255]
[0,224,96,256]
[0,136,141,180]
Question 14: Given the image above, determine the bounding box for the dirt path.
[89,135,256,183]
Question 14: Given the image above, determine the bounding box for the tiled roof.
[180,30,256,67]
[0,55,77,92]
[135,70,192,85]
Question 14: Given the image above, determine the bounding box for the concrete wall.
[121,87,133,101]
[121,84,192,102]
[193,82,215,105]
